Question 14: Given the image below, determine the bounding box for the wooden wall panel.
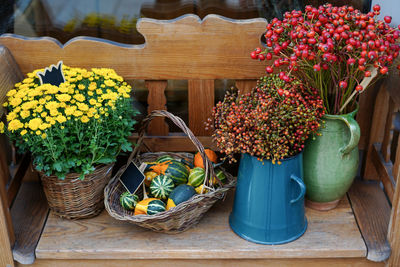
[146,80,168,135]
[235,79,257,95]
[188,80,214,135]
[0,15,267,80]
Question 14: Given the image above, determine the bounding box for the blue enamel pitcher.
[229,153,307,244]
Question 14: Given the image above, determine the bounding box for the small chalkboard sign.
[119,162,146,194]
[36,61,65,86]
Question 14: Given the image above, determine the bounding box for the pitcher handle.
[336,114,360,155]
[290,174,306,204]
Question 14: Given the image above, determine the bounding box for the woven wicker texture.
[40,163,114,219]
[104,110,235,233]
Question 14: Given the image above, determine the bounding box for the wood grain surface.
[235,79,258,95]
[371,144,395,202]
[0,183,14,267]
[188,80,214,135]
[0,15,267,80]
[146,80,168,135]
[347,180,391,262]
[36,191,366,260]
[0,45,23,116]
[19,258,383,267]
[129,135,217,151]
[11,182,49,265]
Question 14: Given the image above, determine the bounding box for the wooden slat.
[0,15,267,80]
[347,180,391,262]
[0,45,23,116]
[371,143,395,202]
[129,135,216,152]
[188,80,214,135]
[7,153,31,207]
[388,178,400,266]
[0,157,14,246]
[18,258,383,267]
[11,182,49,265]
[0,183,14,267]
[235,79,257,95]
[364,86,390,180]
[36,192,366,260]
[357,80,383,150]
[381,98,395,163]
[393,134,400,182]
[145,80,168,136]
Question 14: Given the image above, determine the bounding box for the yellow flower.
[77,103,89,111]
[65,106,77,116]
[9,97,22,107]
[39,98,46,105]
[39,123,50,130]
[96,89,103,94]
[78,84,85,90]
[6,89,17,97]
[73,94,85,102]
[73,110,83,117]
[88,82,97,91]
[56,115,67,123]
[104,79,116,87]
[20,110,30,119]
[23,78,34,84]
[41,112,48,118]
[8,119,24,131]
[56,94,71,102]
[28,118,43,131]
[36,130,41,135]
[0,122,4,133]
[88,91,93,96]
[7,112,17,121]
[94,114,100,119]
[41,133,47,139]
[20,129,27,136]
[80,116,89,123]
[45,101,59,111]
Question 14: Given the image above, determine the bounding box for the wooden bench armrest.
[348,179,391,262]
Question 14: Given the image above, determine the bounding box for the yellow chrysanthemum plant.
[3,65,139,179]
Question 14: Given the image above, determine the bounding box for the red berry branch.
[208,75,324,163]
[253,3,400,115]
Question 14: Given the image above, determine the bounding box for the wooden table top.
[36,191,366,260]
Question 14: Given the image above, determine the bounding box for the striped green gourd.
[156,155,174,163]
[150,174,175,200]
[188,167,206,187]
[214,168,227,184]
[147,199,166,215]
[119,192,139,211]
[165,160,189,185]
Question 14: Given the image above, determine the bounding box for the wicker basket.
[104,110,235,233]
[40,163,114,219]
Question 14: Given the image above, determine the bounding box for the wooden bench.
[0,14,398,267]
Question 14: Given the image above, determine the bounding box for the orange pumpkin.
[194,149,218,169]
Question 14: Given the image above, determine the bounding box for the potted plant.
[209,74,324,244]
[3,64,138,219]
[253,3,400,210]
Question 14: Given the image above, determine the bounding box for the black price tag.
[119,162,146,194]
[36,61,66,86]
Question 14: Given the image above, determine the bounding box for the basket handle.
[127,110,216,186]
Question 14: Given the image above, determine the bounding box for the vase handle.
[290,174,306,204]
[336,114,360,155]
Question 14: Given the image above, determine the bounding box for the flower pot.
[229,153,307,244]
[303,107,360,211]
[39,163,114,219]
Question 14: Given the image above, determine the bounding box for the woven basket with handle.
[104,110,235,233]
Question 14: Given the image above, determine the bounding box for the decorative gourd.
[194,149,218,169]
[156,155,174,163]
[119,192,139,211]
[166,184,196,210]
[144,171,159,187]
[149,161,171,175]
[213,169,227,185]
[180,158,194,169]
[165,160,189,185]
[150,174,175,200]
[134,198,166,215]
[195,184,208,194]
[187,167,206,187]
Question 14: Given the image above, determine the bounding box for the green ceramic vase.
[303,107,360,210]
